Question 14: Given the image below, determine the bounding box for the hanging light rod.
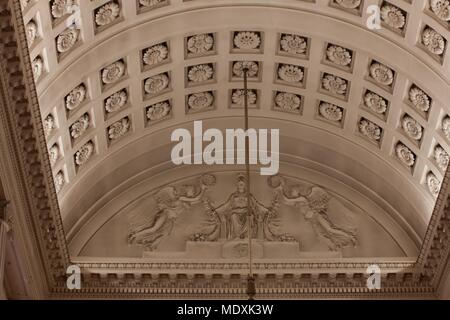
[243,67,256,301]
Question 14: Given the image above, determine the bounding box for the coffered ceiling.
[18,0,450,252]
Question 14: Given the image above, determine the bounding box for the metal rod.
[243,68,255,300]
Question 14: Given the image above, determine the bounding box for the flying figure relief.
[269,175,357,251]
[127,174,216,250]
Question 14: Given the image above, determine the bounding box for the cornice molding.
[0,0,449,299]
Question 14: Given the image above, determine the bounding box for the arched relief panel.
[73,166,415,259]
[65,117,424,256]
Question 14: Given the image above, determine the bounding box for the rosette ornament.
[140,0,165,8]
[427,172,441,197]
[75,141,94,167]
[143,43,169,66]
[409,86,431,112]
[54,171,65,193]
[322,74,347,95]
[65,84,86,111]
[275,92,301,112]
[380,4,406,29]
[402,116,423,141]
[326,45,352,66]
[231,89,257,106]
[188,92,214,110]
[188,64,214,83]
[144,73,170,95]
[422,28,445,55]
[105,90,128,113]
[232,61,259,78]
[146,101,171,121]
[56,28,79,53]
[109,117,130,141]
[359,119,382,142]
[434,145,449,171]
[51,0,73,19]
[280,34,307,55]
[335,0,361,9]
[430,0,450,21]
[395,143,415,167]
[187,34,214,54]
[233,31,261,50]
[278,64,304,83]
[442,117,450,141]
[369,62,394,86]
[364,91,387,115]
[319,102,343,122]
[95,2,120,27]
[102,60,125,85]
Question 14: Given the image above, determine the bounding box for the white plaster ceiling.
[19,0,450,246]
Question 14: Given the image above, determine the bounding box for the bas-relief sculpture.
[125,173,359,258]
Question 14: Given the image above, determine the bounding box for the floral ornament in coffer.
[75,141,94,167]
[231,89,257,106]
[319,102,343,122]
[380,4,406,29]
[65,84,86,111]
[26,20,37,47]
[430,0,450,21]
[232,61,259,78]
[70,113,90,139]
[32,56,43,81]
[95,1,120,27]
[187,34,214,54]
[442,116,450,141]
[144,73,170,95]
[427,172,441,197]
[359,119,382,142]
[402,115,423,141]
[143,43,168,66]
[188,92,214,110]
[188,64,214,83]
[102,60,125,84]
[146,101,171,121]
[233,31,261,50]
[48,144,60,166]
[51,0,73,19]
[274,92,301,112]
[326,45,352,67]
[56,28,79,53]
[434,145,450,171]
[139,0,166,8]
[322,74,347,95]
[280,34,307,55]
[105,90,128,113]
[369,62,394,86]
[109,117,130,141]
[43,114,55,138]
[54,171,65,193]
[334,0,361,9]
[395,143,415,167]
[278,64,304,83]
[422,28,446,56]
[409,86,431,112]
[364,91,387,115]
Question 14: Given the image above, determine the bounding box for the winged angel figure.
[268,175,357,251]
[127,174,216,251]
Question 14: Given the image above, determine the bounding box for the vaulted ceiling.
[20,0,450,253]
